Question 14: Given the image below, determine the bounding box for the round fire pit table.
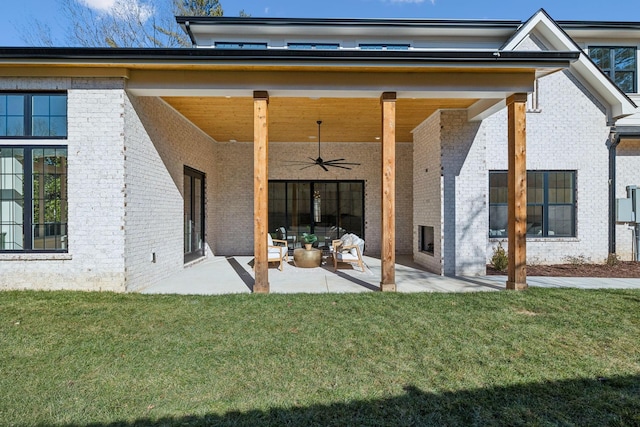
[293,247,322,268]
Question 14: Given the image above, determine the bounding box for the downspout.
[185,21,197,47]
[608,127,620,255]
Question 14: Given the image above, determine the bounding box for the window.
[288,43,339,50]
[359,44,410,50]
[589,47,637,93]
[489,171,576,238]
[215,42,267,49]
[0,93,67,138]
[0,146,68,251]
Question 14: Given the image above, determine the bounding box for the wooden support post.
[253,91,270,293]
[380,92,397,292]
[506,93,528,290]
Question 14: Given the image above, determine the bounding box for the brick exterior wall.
[413,113,443,274]
[0,78,128,291]
[441,111,487,275]
[211,141,414,256]
[123,95,216,291]
[485,68,612,265]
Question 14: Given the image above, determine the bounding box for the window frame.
[287,43,340,50]
[359,44,410,51]
[0,145,68,253]
[214,42,267,49]
[488,170,577,239]
[588,46,637,94]
[0,92,68,139]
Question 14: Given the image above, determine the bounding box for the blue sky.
[1,0,639,47]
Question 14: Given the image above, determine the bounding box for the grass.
[0,289,639,426]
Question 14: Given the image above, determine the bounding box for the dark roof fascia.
[558,20,640,30]
[175,15,523,30]
[0,47,578,66]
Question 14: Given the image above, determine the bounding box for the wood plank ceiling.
[163,96,477,143]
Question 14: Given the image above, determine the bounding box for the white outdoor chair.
[331,233,365,272]
[267,233,289,271]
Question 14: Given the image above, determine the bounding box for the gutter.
[0,47,580,67]
[175,15,523,30]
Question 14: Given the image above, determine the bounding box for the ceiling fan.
[288,120,360,171]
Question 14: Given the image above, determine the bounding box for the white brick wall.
[0,78,128,291]
[413,112,443,274]
[485,69,612,265]
[123,95,216,291]
[441,110,488,275]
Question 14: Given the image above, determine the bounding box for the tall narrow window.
[184,166,205,263]
[489,171,576,238]
[589,47,637,93]
[0,146,67,251]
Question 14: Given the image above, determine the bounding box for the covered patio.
[140,255,506,294]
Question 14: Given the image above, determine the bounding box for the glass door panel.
[184,167,205,263]
[287,182,311,248]
[268,181,364,252]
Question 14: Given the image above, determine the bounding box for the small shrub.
[606,253,619,266]
[491,241,508,272]
[564,255,590,265]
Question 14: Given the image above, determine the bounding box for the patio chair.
[276,226,297,250]
[331,233,365,272]
[268,233,289,271]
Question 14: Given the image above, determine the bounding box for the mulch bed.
[486,261,640,278]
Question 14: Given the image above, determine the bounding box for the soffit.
[163,96,476,143]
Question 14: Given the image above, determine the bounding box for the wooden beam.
[380,92,397,292]
[506,93,528,290]
[253,90,270,293]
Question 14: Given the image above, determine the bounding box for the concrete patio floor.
[139,254,640,295]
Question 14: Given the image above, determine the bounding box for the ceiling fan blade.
[326,164,353,170]
[324,158,346,163]
[299,164,317,170]
[320,163,329,172]
[325,161,361,166]
[284,160,315,165]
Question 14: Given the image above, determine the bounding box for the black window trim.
[214,42,268,49]
[489,170,577,239]
[588,45,637,94]
[359,43,411,50]
[0,91,68,140]
[287,42,340,50]
[0,144,68,253]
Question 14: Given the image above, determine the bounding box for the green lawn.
[1,289,639,426]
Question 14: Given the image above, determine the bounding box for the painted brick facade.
[413,112,443,274]
[0,78,127,291]
[123,95,216,291]
[485,68,612,265]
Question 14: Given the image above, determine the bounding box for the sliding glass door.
[268,180,364,250]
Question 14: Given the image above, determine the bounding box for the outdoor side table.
[293,248,322,268]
